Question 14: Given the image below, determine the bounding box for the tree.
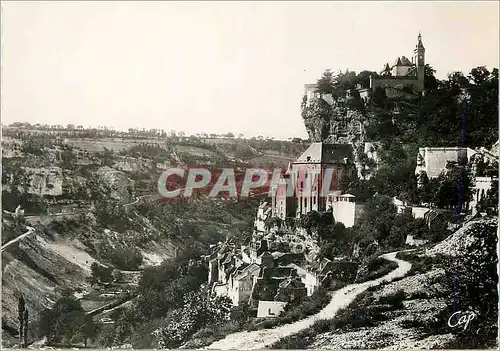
[356,70,378,89]
[80,314,99,347]
[439,220,498,348]
[153,289,232,348]
[359,195,397,245]
[100,147,115,167]
[424,64,438,90]
[18,295,26,347]
[39,293,86,344]
[61,150,76,170]
[89,262,114,286]
[371,87,388,108]
[477,180,499,216]
[315,69,335,96]
[432,162,473,210]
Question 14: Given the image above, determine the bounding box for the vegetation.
[39,290,100,347]
[184,287,332,348]
[355,256,398,283]
[270,288,405,349]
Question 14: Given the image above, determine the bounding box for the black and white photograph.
[1,1,499,349]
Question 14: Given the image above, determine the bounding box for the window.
[306,156,311,161]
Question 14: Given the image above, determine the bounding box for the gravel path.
[206,251,411,350]
[1,226,35,251]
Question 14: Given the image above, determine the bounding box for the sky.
[1,1,498,140]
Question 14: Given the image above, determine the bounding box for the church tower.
[413,32,425,91]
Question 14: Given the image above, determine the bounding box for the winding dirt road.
[206,251,411,350]
[1,226,35,252]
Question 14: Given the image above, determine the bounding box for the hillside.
[2,133,301,348]
[271,216,498,349]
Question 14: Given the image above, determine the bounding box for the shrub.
[355,257,398,283]
[377,289,405,309]
[311,319,334,334]
[192,327,215,339]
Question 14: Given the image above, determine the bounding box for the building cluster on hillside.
[206,141,363,317]
[206,233,334,317]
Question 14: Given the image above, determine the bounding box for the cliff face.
[301,95,372,178]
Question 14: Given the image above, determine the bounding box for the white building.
[257,301,287,318]
[326,192,356,228]
[254,201,272,233]
[415,147,476,181]
[470,177,497,215]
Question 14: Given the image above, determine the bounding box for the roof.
[392,57,403,67]
[400,56,413,66]
[415,32,425,50]
[295,143,354,164]
[286,263,307,276]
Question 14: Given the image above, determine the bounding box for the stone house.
[304,33,426,102]
[271,142,356,221]
[254,201,272,234]
[415,146,476,182]
[415,145,498,213]
[274,276,308,303]
[227,263,261,306]
[285,263,317,296]
[370,33,426,97]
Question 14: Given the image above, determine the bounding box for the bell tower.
[413,32,425,91]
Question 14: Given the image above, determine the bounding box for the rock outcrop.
[301,95,375,179]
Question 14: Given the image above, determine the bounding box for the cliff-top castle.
[305,33,426,102]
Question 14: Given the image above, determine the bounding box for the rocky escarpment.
[302,95,374,178]
[301,96,367,144]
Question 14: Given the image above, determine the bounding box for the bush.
[355,257,398,283]
[89,262,114,285]
[395,252,445,276]
[108,245,143,271]
[191,327,215,339]
[311,319,334,334]
[376,289,405,309]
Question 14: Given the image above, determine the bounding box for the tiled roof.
[295,143,354,164]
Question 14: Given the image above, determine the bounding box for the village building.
[271,142,357,227]
[415,147,476,182]
[414,144,498,215]
[257,301,288,318]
